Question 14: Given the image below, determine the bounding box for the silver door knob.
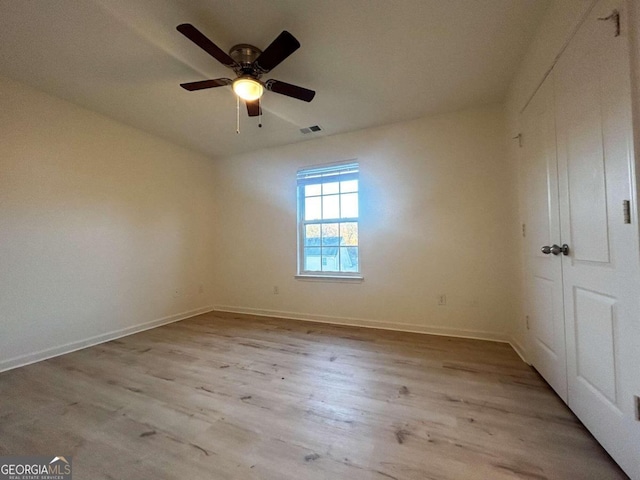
[541,244,570,256]
[550,244,562,255]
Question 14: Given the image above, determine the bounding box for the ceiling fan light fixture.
[233,77,264,101]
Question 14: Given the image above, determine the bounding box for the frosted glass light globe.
[233,77,264,101]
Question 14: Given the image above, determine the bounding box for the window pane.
[322,182,339,195]
[304,247,321,271]
[322,194,339,219]
[305,184,321,197]
[298,163,359,275]
[321,247,339,272]
[304,224,320,246]
[340,247,359,272]
[340,223,358,245]
[341,180,358,193]
[341,193,358,218]
[305,196,321,220]
[321,223,339,245]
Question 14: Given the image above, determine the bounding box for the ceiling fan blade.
[253,31,300,73]
[176,24,238,69]
[265,79,315,102]
[245,100,262,117]
[180,78,233,91]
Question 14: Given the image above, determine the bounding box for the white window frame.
[296,161,362,280]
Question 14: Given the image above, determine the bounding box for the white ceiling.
[0,0,550,158]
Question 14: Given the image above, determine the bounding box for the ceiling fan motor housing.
[229,44,263,76]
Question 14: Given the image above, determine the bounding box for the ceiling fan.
[177,24,316,118]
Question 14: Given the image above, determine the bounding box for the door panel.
[561,42,611,264]
[555,0,640,477]
[521,73,567,402]
[531,276,555,351]
[573,287,617,404]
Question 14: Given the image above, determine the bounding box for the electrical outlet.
[437,294,446,306]
[526,315,530,330]
[273,286,279,295]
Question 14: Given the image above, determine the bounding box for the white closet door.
[521,74,567,401]
[555,0,640,477]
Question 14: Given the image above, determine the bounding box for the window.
[297,162,359,277]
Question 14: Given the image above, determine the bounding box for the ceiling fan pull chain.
[236,95,240,134]
[259,97,263,128]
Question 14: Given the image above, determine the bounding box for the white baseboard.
[1,305,527,373]
[0,305,214,373]
[507,334,530,365]
[213,305,509,344]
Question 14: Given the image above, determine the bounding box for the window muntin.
[297,162,359,276]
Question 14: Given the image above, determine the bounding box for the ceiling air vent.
[300,125,322,134]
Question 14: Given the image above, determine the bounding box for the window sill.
[295,274,364,283]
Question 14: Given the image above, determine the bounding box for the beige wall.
[0,75,217,371]
[212,104,518,341]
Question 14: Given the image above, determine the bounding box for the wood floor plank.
[0,312,628,479]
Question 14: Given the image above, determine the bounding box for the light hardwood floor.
[0,312,628,479]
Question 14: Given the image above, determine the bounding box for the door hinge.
[623,200,631,224]
[522,223,526,237]
[598,9,620,37]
